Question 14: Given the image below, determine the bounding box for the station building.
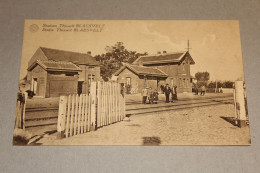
[114,51,195,93]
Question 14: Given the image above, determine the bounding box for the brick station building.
[27,47,101,97]
[114,63,168,93]
[114,51,195,93]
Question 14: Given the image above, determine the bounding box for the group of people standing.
[163,84,178,103]
[141,84,178,104]
[194,84,206,96]
[141,87,159,104]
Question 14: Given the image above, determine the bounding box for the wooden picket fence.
[57,81,126,138]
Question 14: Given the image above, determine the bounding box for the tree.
[195,71,210,88]
[94,42,147,81]
[207,81,223,88]
[222,81,234,88]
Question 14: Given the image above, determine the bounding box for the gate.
[57,81,126,138]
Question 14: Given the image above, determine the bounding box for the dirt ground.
[36,103,251,146]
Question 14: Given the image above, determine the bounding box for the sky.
[20,20,245,81]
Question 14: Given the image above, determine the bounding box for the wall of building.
[78,65,101,82]
[117,68,165,93]
[117,68,141,92]
[145,56,193,93]
[145,76,159,91]
[30,65,47,97]
[28,48,48,69]
[46,72,79,97]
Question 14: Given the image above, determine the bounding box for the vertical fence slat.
[84,94,88,133]
[108,82,111,124]
[74,94,79,135]
[118,84,121,121]
[112,83,115,123]
[78,94,82,134]
[87,93,91,131]
[81,94,86,133]
[100,82,102,127]
[118,84,121,120]
[114,83,117,122]
[110,83,112,124]
[113,83,117,122]
[115,83,118,122]
[70,94,75,136]
[102,82,105,126]
[90,82,97,131]
[65,95,71,138]
[111,83,113,123]
[80,94,84,134]
[116,83,119,121]
[97,81,101,127]
[104,83,108,125]
[108,82,110,124]
[107,82,109,125]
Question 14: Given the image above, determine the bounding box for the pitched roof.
[39,47,99,66]
[28,60,82,72]
[114,63,168,78]
[134,51,195,65]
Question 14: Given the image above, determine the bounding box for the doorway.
[78,81,84,95]
[32,78,38,95]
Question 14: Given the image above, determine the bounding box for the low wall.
[205,88,234,93]
[221,88,233,93]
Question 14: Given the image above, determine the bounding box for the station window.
[179,78,182,88]
[126,77,131,85]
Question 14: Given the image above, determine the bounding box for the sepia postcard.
[13,20,250,146]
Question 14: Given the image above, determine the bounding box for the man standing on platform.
[201,85,206,96]
[165,84,171,103]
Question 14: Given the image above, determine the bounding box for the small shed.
[27,60,82,97]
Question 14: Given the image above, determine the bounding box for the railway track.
[126,95,233,105]
[126,97,234,115]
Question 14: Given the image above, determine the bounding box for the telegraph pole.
[186,40,192,52]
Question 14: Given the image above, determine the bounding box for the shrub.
[13,128,32,145]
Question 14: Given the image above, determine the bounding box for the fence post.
[21,92,28,130]
[57,96,67,139]
[234,81,247,127]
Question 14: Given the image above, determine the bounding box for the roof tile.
[40,47,99,66]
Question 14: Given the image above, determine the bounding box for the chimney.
[87,51,91,55]
[163,51,167,54]
[157,51,161,54]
